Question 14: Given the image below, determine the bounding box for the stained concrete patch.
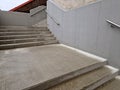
[0,44,105,90]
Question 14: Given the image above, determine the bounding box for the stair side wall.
[47,0,120,70]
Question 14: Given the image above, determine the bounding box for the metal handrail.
[46,11,60,26]
[106,20,120,28]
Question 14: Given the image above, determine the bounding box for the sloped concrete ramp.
[0,44,106,90]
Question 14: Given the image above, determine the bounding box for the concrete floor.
[0,44,105,90]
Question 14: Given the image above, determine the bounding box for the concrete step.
[0,34,53,40]
[0,40,59,50]
[0,26,58,49]
[44,39,59,45]
[0,29,49,32]
[96,76,120,90]
[0,26,48,30]
[0,31,51,36]
[48,65,118,90]
[0,37,56,45]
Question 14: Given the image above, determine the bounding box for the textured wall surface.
[53,0,96,10]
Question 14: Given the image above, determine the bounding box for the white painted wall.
[0,6,46,26]
[47,0,120,69]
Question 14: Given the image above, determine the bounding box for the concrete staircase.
[0,38,119,90]
[0,26,119,89]
[0,44,119,90]
[0,26,59,50]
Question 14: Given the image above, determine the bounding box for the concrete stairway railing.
[0,26,59,50]
[0,6,46,26]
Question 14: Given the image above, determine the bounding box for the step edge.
[0,34,53,37]
[0,37,55,42]
[0,31,50,33]
[24,60,106,90]
[0,40,58,46]
[86,65,119,90]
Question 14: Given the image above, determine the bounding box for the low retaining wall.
[0,6,46,26]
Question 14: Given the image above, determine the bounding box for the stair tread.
[96,76,120,90]
[0,32,51,36]
[0,37,56,45]
[0,37,55,42]
[0,31,50,33]
[0,26,47,30]
[0,33,52,36]
[0,34,53,39]
[48,65,118,90]
[0,38,41,41]
[0,44,106,90]
[0,29,49,32]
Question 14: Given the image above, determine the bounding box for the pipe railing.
[46,10,60,26]
[106,20,120,29]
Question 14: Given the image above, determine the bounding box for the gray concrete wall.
[0,6,46,26]
[96,0,120,69]
[47,0,120,69]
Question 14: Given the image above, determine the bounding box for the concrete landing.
[0,44,106,90]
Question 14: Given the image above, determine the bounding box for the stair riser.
[0,37,56,45]
[0,31,51,36]
[0,36,38,40]
[86,70,119,90]
[0,39,43,45]
[44,40,59,45]
[0,40,59,50]
[0,34,53,40]
[0,30,49,32]
[0,27,48,30]
[0,43,42,50]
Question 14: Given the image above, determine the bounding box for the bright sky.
[0,0,28,11]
